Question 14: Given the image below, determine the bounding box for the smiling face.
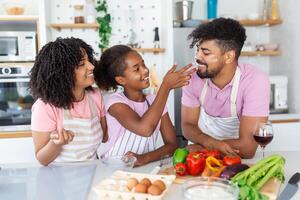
[195,40,227,79]
[116,52,150,90]
[74,49,95,90]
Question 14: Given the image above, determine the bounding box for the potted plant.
[96,0,112,52]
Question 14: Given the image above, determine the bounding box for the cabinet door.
[263,122,300,151]
[0,138,37,163]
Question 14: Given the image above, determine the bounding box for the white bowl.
[262,43,280,51]
[182,177,239,200]
[102,155,136,170]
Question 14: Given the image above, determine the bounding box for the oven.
[0,63,34,131]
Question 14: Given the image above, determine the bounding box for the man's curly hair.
[29,37,95,109]
[188,18,247,59]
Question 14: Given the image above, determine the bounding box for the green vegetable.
[231,154,285,200]
[172,148,189,166]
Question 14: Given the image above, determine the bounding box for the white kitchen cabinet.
[263,122,300,151]
[0,137,37,164]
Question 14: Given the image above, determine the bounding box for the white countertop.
[0,151,299,200]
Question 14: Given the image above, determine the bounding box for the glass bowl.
[101,155,137,170]
[182,177,239,200]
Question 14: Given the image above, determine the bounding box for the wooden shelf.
[134,48,165,54]
[238,19,282,26]
[199,19,282,27]
[241,50,281,56]
[49,23,99,30]
[0,131,32,139]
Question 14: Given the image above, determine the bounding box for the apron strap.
[200,79,209,106]
[86,91,99,118]
[63,91,98,120]
[230,67,241,117]
[198,67,241,117]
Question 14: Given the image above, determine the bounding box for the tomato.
[223,155,242,166]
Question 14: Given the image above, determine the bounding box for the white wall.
[172,0,274,74]
[270,0,300,113]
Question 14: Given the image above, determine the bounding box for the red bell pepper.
[175,162,187,176]
[186,152,206,176]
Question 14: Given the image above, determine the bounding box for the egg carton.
[93,170,176,200]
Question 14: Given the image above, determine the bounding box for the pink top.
[182,63,270,118]
[103,92,167,152]
[31,89,106,132]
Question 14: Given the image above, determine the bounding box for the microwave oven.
[0,31,37,62]
[269,76,288,114]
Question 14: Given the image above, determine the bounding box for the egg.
[127,178,139,191]
[134,183,147,193]
[140,178,152,187]
[152,180,166,191]
[147,184,162,195]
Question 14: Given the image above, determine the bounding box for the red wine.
[253,135,273,147]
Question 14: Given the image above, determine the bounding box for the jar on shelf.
[85,0,96,23]
[73,5,85,24]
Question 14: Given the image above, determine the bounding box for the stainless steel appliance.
[0,31,37,62]
[270,76,288,114]
[0,63,34,131]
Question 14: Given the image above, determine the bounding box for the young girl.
[94,45,195,166]
[30,37,107,166]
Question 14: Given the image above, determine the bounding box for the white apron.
[104,98,159,158]
[55,92,103,162]
[198,67,241,140]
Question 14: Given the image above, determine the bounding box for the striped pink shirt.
[101,92,167,154]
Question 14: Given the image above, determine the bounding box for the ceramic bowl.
[262,43,280,51]
[182,177,239,200]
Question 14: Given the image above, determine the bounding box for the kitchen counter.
[270,113,300,123]
[0,130,31,138]
[0,151,299,200]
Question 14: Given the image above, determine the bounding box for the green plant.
[96,0,112,51]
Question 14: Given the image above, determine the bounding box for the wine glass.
[253,121,274,158]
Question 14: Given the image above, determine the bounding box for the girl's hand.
[125,151,148,167]
[49,129,74,146]
[162,64,196,90]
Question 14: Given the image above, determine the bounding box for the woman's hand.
[125,151,149,167]
[161,64,196,90]
[49,129,74,146]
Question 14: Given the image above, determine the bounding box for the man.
[181,18,270,158]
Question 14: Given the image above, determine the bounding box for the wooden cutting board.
[159,167,281,200]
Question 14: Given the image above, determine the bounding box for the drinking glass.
[253,121,274,158]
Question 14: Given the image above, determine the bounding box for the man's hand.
[49,129,74,146]
[210,139,239,156]
[186,144,205,153]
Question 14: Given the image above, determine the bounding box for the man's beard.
[196,66,214,79]
[196,61,216,79]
